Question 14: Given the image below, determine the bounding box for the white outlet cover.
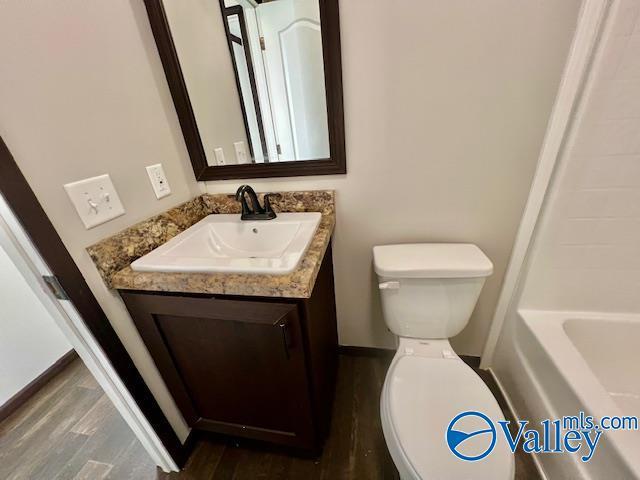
[146,163,171,199]
[214,147,226,166]
[234,141,249,164]
[64,174,125,229]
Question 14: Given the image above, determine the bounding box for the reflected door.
[258,0,329,162]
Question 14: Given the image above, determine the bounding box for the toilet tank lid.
[373,243,493,278]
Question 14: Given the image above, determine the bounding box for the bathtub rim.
[516,308,640,478]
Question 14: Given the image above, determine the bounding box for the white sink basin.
[131,212,322,274]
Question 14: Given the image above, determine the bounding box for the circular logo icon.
[446,411,497,461]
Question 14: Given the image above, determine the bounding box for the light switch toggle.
[87,199,99,213]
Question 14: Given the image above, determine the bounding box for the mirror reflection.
[162,0,330,166]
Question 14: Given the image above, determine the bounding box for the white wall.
[521,0,640,313]
[205,0,582,355]
[0,0,199,440]
[0,244,71,405]
[163,0,249,166]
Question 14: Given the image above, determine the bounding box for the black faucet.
[235,185,277,220]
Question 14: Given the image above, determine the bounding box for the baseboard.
[338,346,395,358]
[0,349,78,423]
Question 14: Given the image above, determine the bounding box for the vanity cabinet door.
[120,293,315,449]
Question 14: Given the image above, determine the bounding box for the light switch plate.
[234,141,249,164]
[64,174,125,229]
[146,163,171,199]
[214,147,226,166]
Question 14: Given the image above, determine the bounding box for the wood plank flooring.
[0,358,152,480]
[0,354,541,479]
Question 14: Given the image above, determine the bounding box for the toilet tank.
[373,244,493,339]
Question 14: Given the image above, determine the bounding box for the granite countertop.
[87,190,335,299]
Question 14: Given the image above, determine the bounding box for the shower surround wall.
[522,0,640,311]
[491,1,640,478]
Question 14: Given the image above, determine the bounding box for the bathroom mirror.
[144,0,345,180]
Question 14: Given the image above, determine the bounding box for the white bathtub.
[507,310,640,479]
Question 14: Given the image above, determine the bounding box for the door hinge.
[276,144,282,155]
[42,275,70,301]
[259,36,266,51]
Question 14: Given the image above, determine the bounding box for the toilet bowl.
[373,244,514,480]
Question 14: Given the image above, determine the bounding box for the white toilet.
[373,243,514,480]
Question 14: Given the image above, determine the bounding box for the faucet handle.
[263,194,277,219]
[263,193,273,211]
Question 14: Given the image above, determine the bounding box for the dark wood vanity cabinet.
[119,247,338,451]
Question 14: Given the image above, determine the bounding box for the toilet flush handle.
[378,281,400,290]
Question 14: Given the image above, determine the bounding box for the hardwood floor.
[0,354,541,480]
[0,358,153,480]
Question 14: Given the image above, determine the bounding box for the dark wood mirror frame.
[143,0,346,181]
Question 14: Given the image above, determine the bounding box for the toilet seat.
[381,340,514,480]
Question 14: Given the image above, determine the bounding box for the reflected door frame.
[223,4,271,162]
